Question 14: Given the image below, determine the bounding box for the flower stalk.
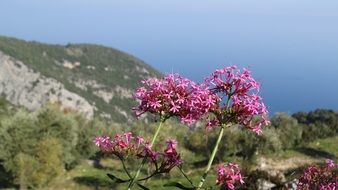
[177,165,195,187]
[197,124,226,189]
[127,117,165,190]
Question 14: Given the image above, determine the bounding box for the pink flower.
[205,66,269,134]
[135,136,144,146]
[326,159,336,168]
[159,139,183,173]
[137,138,183,173]
[134,74,218,125]
[94,133,182,173]
[94,132,146,158]
[297,160,337,190]
[164,139,178,155]
[252,125,263,135]
[94,136,112,150]
[94,134,183,174]
[216,163,244,190]
[169,101,181,113]
[140,142,160,163]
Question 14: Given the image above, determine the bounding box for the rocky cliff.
[0,51,94,117]
[0,36,161,122]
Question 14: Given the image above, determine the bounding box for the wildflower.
[134,74,218,125]
[138,139,183,173]
[216,163,244,190]
[94,133,183,174]
[326,159,336,168]
[164,139,178,155]
[94,136,112,150]
[158,139,183,173]
[297,159,337,190]
[94,132,145,159]
[139,142,160,163]
[205,66,269,134]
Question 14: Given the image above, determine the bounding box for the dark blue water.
[1,0,337,115]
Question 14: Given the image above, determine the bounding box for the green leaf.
[107,173,130,183]
[163,182,196,190]
[137,183,151,190]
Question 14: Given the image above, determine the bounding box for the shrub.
[13,153,38,189]
[0,104,103,188]
[271,113,302,149]
[293,109,338,142]
[31,137,64,187]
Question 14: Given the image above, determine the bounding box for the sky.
[1,0,338,115]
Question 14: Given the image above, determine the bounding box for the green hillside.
[0,36,161,122]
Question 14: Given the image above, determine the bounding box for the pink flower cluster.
[94,133,182,173]
[297,159,337,190]
[134,67,269,133]
[134,74,218,125]
[205,66,269,134]
[139,139,183,173]
[94,132,144,159]
[216,163,244,190]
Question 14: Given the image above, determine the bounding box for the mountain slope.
[0,36,161,122]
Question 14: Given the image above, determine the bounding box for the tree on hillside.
[0,105,99,188]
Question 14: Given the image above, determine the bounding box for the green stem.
[138,171,159,182]
[127,119,164,190]
[197,124,226,189]
[121,158,132,179]
[177,166,195,187]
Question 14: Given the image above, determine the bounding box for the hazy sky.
[1,0,338,114]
